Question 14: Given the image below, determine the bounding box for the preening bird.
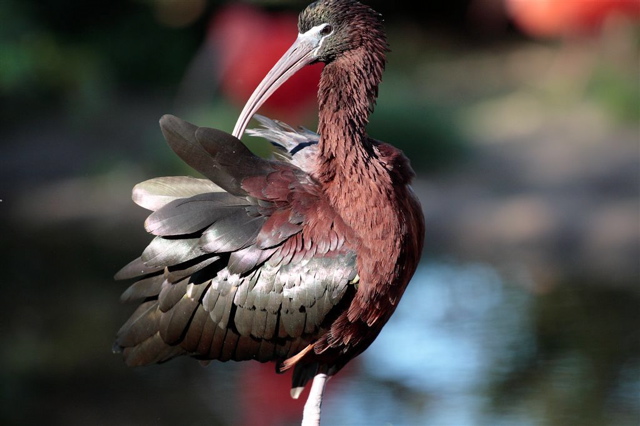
[115,0,425,424]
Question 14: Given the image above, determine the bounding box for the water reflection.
[320,262,639,426]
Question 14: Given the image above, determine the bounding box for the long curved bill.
[232,29,323,139]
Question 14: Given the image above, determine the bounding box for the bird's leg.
[301,373,329,426]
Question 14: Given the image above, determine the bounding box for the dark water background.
[1,1,638,425]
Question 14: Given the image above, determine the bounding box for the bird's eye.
[320,24,333,36]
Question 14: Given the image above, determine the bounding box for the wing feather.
[133,176,223,212]
[165,255,220,284]
[219,328,239,362]
[121,333,185,366]
[117,115,358,377]
[199,213,265,253]
[119,275,163,302]
[227,245,277,276]
[145,193,248,236]
[115,257,163,281]
[181,304,210,352]
[255,209,303,249]
[141,236,203,268]
[158,286,201,345]
[117,300,159,348]
[159,116,225,186]
[158,279,189,312]
[195,126,275,192]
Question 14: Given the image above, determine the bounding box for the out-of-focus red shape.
[209,4,322,121]
[506,0,640,38]
[238,363,305,426]
[237,361,353,426]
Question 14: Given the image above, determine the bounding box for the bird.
[114,0,425,424]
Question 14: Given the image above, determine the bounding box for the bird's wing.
[246,114,319,173]
[115,115,358,367]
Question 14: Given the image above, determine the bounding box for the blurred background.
[1,0,638,425]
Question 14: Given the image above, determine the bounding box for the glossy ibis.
[115,0,425,424]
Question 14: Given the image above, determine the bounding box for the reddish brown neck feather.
[315,43,409,321]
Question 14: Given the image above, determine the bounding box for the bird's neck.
[314,45,419,329]
[316,46,385,184]
[315,47,397,239]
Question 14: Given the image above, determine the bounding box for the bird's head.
[232,0,386,139]
[298,0,385,63]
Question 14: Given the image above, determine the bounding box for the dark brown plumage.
[115,0,424,423]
